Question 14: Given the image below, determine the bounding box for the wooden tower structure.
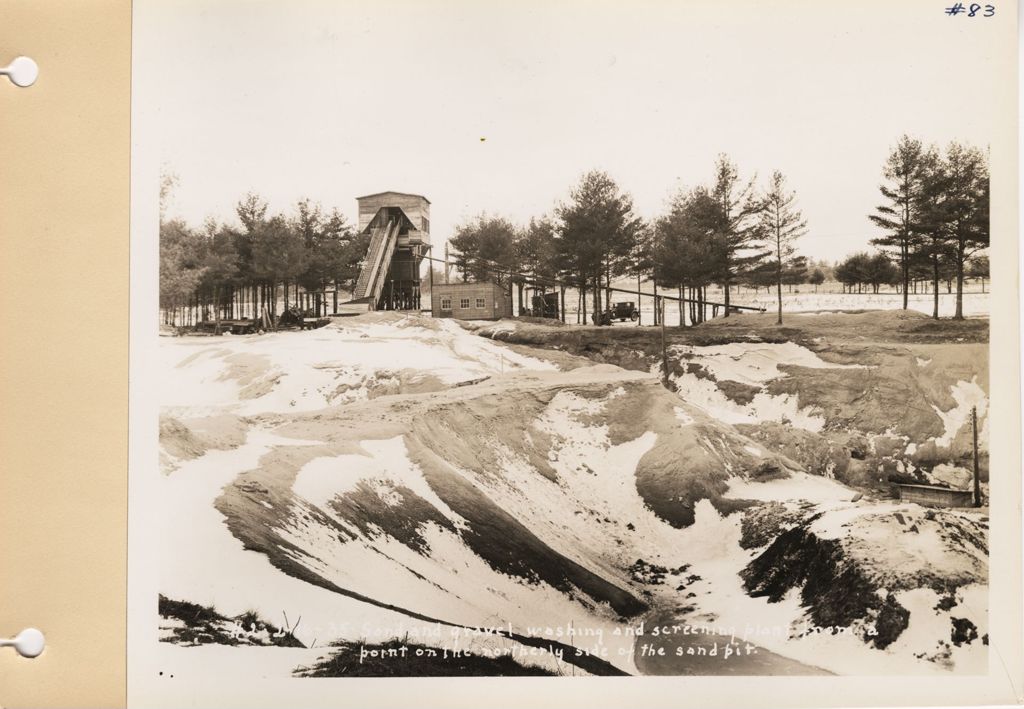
[349,192,430,311]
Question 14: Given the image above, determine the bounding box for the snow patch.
[724,471,855,504]
[673,406,695,426]
[674,500,987,675]
[158,429,435,648]
[160,317,556,417]
[667,342,866,432]
[930,377,988,449]
[291,437,463,524]
[670,370,827,432]
[673,342,866,386]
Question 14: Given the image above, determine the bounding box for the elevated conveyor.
[351,219,400,309]
[342,193,430,313]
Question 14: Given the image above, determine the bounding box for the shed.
[431,282,510,320]
[896,483,975,508]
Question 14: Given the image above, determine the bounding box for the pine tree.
[516,217,559,315]
[759,171,807,324]
[916,146,951,319]
[941,142,989,320]
[655,187,725,325]
[555,171,642,325]
[449,215,518,286]
[708,155,768,317]
[809,268,825,292]
[869,136,930,309]
[626,223,655,325]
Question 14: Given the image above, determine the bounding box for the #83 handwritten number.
[945,3,996,16]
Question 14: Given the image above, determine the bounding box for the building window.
[475,298,486,308]
[460,298,470,309]
[441,297,451,311]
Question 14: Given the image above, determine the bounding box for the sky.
[136,0,1005,263]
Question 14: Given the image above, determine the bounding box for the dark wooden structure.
[349,192,430,311]
[896,483,975,508]
[528,291,560,319]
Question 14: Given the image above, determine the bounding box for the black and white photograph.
[126,0,1016,699]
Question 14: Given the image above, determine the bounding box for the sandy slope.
[156,311,989,676]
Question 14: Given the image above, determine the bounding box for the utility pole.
[972,406,982,507]
[428,256,434,313]
[637,273,642,326]
[443,242,451,284]
[660,297,668,388]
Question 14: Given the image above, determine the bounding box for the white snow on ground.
[728,291,990,319]
[806,502,911,539]
[159,428,432,646]
[675,342,865,386]
[157,312,988,676]
[522,391,682,565]
[159,315,555,417]
[676,475,988,675]
[666,368,826,432]
[673,406,695,426]
[281,460,622,672]
[930,377,988,449]
[284,437,619,637]
[469,320,518,338]
[928,463,974,490]
[665,342,866,432]
[562,290,988,326]
[292,437,463,524]
[276,506,603,666]
[161,429,566,674]
[812,506,987,590]
[723,471,856,504]
[885,584,986,673]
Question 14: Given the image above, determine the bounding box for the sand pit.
[154,309,989,676]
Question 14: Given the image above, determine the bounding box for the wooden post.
[660,297,668,388]
[636,273,642,326]
[428,262,434,314]
[972,406,982,507]
[653,279,659,326]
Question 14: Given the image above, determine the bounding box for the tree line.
[867,136,989,319]
[452,155,812,326]
[833,250,988,296]
[452,138,989,325]
[160,134,989,329]
[160,175,369,327]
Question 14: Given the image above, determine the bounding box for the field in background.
[515,288,990,326]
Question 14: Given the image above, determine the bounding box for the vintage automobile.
[611,301,639,322]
